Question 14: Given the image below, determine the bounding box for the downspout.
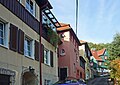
[39,2,48,85]
[39,9,42,85]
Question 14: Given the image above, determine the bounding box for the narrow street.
[87,77,110,85]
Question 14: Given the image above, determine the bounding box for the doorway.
[0,74,10,85]
[60,68,67,80]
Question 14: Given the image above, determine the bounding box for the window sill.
[24,55,34,60]
[0,44,8,49]
[43,63,51,67]
[60,53,65,56]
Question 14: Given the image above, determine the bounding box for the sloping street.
[87,77,110,85]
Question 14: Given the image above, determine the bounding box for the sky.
[49,0,120,43]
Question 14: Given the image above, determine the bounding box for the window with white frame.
[60,49,65,56]
[26,0,35,16]
[44,48,50,65]
[44,79,51,85]
[24,36,34,58]
[0,22,4,45]
[0,21,9,47]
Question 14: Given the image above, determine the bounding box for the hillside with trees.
[88,33,120,85]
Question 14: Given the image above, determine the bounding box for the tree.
[108,33,120,60]
[108,33,120,84]
[109,59,120,84]
[88,33,120,84]
[88,42,109,50]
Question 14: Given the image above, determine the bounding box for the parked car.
[78,79,86,85]
[53,77,86,85]
[53,77,80,85]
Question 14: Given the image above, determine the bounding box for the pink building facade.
[57,23,82,80]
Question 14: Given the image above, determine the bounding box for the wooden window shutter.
[50,51,53,67]
[41,44,44,63]
[35,41,40,61]
[9,24,18,52]
[18,29,24,55]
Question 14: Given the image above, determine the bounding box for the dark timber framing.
[43,8,61,28]
[0,0,40,34]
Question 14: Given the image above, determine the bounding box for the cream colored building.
[41,37,58,85]
[41,7,61,84]
[79,41,92,80]
[0,0,40,85]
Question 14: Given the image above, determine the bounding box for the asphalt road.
[87,77,110,85]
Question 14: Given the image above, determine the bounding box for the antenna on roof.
[76,0,78,36]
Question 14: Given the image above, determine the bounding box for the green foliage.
[88,33,120,84]
[88,42,109,50]
[108,33,120,60]
[109,58,120,84]
[107,33,120,84]
[47,28,60,48]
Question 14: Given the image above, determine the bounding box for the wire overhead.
[76,0,78,36]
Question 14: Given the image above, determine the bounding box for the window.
[24,36,34,58]
[80,72,82,78]
[44,48,50,65]
[0,21,9,47]
[99,62,102,65]
[26,0,35,16]
[105,56,107,60]
[44,79,51,85]
[42,13,47,24]
[0,22,4,45]
[80,57,85,69]
[60,49,65,56]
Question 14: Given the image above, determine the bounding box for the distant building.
[90,55,98,78]
[97,48,109,75]
[57,23,81,80]
[79,40,92,80]
[79,48,86,79]
[91,48,109,76]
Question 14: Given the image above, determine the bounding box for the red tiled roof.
[57,23,71,31]
[97,48,106,56]
[57,23,81,46]
[80,40,87,43]
[91,50,103,61]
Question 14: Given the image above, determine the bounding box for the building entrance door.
[60,68,67,80]
[0,74,10,85]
